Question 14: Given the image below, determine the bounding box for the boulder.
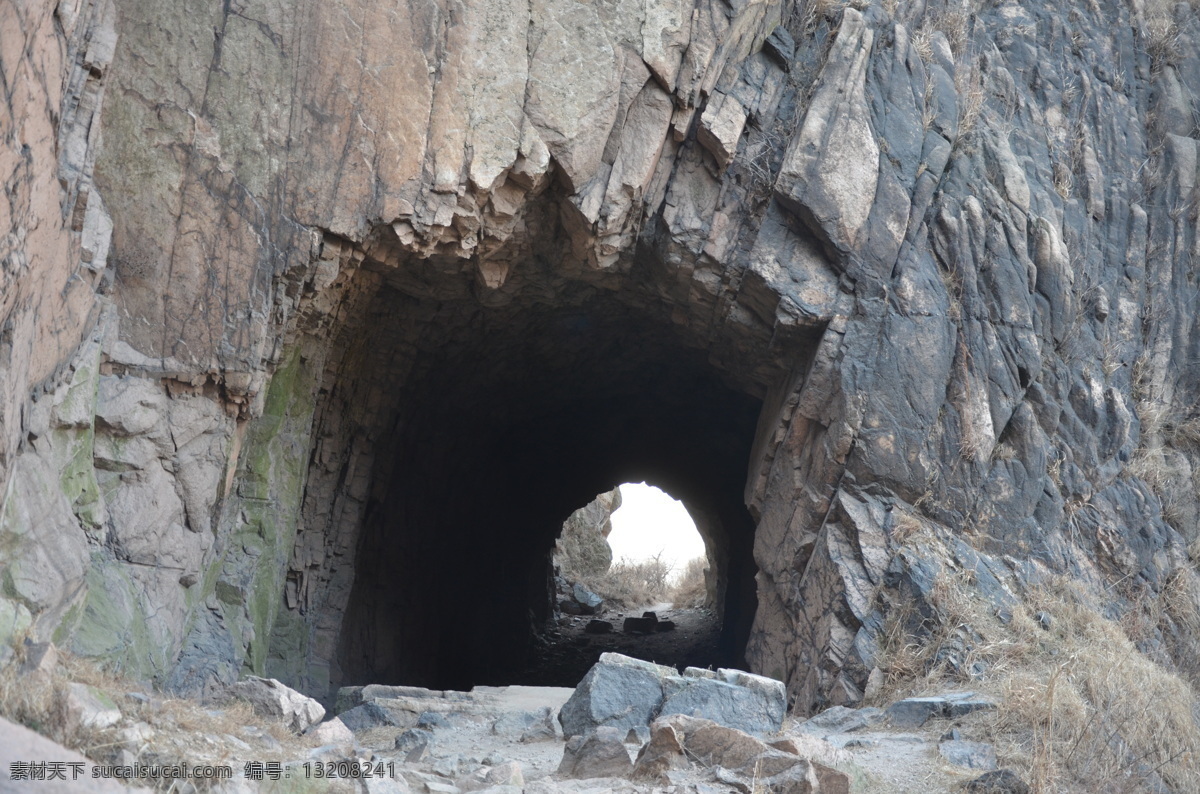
[305,717,355,751]
[622,616,657,634]
[338,701,405,733]
[659,669,786,735]
[559,653,787,738]
[796,705,884,735]
[939,740,998,770]
[363,776,415,794]
[572,584,604,614]
[768,734,847,768]
[584,619,613,634]
[492,706,555,742]
[557,726,634,778]
[458,761,524,791]
[396,727,435,759]
[0,715,150,793]
[631,721,686,782]
[230,676,325,732]
[558,653,676,737]
[664,715,850,794]
[520,708,558,743]
[418,711,450,729]
[886,692,996,728]
[64,683,122,730]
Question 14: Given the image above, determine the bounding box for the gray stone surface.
[797,705,884,735]
[886,693,996,728]
[554,490,620,579]
[557,727,634,779]
[571,584,604,614]
[339,702,406,733]
[305,717,355,750]
[64,683,122,731]
[658,676,784,736]
[229,676,325,732]
[558,654,675,737]
[939,740,998,770]
[560,654,787,738]
[396,728,435,756]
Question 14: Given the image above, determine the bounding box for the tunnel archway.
[336,295,762,689]
[268,228,825,698]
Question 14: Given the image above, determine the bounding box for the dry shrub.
[955,55,985,140]
[890,509,925,546]
[873,569,1200,793]
[578,554,713,611]
[671,557,710,609]
[577,553,674,609]
[1142,0,1181,68]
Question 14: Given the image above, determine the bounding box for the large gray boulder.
[559,653,787,738]
[557,726,635,779]
[659,675,785,736]
[559,654,675,737]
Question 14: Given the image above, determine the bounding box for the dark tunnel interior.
[333,283,766,691]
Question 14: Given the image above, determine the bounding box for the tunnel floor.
[511,605,724,687]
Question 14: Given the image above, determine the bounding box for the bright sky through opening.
[607,482,706,581]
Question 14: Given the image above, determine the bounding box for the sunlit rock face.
[3,0,1199,712]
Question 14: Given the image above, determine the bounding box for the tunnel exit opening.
[535,482,726,686]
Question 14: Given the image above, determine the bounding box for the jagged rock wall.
[2,0,1199,713]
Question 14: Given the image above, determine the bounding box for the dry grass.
[576,553,675,609]
[0,646,320,791]
[1142,0,1182,70]
[1128,347,1200,531]
[671,557,711,609]
[890,508,926,546]
[870,567,1200,794]
[955,55,985,141]
[575,554,712,610]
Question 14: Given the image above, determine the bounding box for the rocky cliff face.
[3,0,1199,714]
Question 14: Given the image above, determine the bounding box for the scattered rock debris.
[1,644,1032,793]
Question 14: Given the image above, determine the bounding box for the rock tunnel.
[266,223,826,697]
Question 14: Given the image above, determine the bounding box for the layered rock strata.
[2,0,1199,716]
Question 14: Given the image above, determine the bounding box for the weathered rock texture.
[555,488,622,579]
[3,0,1200,719]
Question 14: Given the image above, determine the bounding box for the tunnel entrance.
[269,227,825,698]
[335,296,763,690]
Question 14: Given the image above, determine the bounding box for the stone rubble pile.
[0,641,1034,793]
